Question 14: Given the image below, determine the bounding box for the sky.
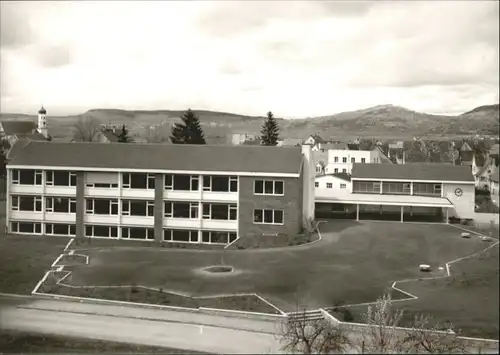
[0,1,498,118]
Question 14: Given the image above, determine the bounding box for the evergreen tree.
[260,111,279,146]
[170,109,206,144]
[117,124,132,143]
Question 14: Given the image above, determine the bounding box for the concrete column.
[410,182,413,195]
[400,206,404,223]
[154,174,164,244]
[379,181,383,194]
[75,172,85,241]
[356,204,360,221]
[445,208,449,224]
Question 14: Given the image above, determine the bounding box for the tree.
[278,308,352,354]
[170,109,206,144]
[260,111,280,146]
[117,124,132,143]
[72,115,101,142]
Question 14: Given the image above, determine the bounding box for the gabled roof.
[371,146,394,164]
[351,163,474,182]
[316,172,352,182]
[279,138,303,146]
[308,134,325,143]
[6,138,31,160]
[100,130,120,143]
[8,141,304,175]
[0,120,36,135]
[459,141,473,152]
[321,143,348,150]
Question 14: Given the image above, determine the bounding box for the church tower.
[37,105,49,139]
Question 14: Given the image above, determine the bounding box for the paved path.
[0,296,284,354]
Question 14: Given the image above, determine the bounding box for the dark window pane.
[202,204,210,217]
[93,226,109,237]
[202,231,210,243]
[129,227,147,240]
[264,181,274,194]
[147,204,154,216]
[148,175,155,189]
[229,207,237,220]
[54,224,69,235]
[130,201,146,216]
[274,181,284,195]
[54,198,69,213]
[54,171,70,186]
[130,173,147,189]
[264,209,273,223]
[19,196,34,211]
[111,203,118,215]
[211,176,229,192]
[211,232,228,244]
[191,177,199,191]
[11,222,19,232]
[163,229,172,241]
[173,202,190,218]
[70,225,76,235]
[19,223,34,233]
[46,224,53,234]
[254,180,263,194]
[70,174,77,186]
[85,226,92,236]
[254,209,263,223]
[274,210,284,224]
[230,179,238,192]
[164,202,172,216]
[229,233,237,243]
[190,231,198,242]
[173,175,191,191]
[211,204,228,220]
[172,230,190,242]
[34,223,41,234]
[110,227,118,238]
[19,170,35,185]
[165,174,173,188]
[70,201,76,213]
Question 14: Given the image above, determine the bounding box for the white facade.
[325,149,372,174]
[37,107,49,139]
[315,175,352,200]
[301,145,315,222]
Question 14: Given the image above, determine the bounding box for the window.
[434,184,442,194]
[342,169,347,173]
[201,231,237,244]
[46,171,76,186]
[163,229,199,243]
[11,196,42,212]
[353,181,381,194]
[86,183,118,188]
[334,168,339,173]
[85,225,118,238]
[45,223,76,236]
[202,203,237,220]
[122,173,155,189]
[253,209,284,224]
[326,183,333,189]
[315,182,319,188]
[45,197,76,213]
[165,202,199,218]
[85,199,119,215]
[12,169,42,185]
[254,180,284,195]
[334,157,339,162]
[121,200,154,217]
[342,157,347,163]
[10,222,42,234]
[340,184,346,189]
[361,158,366,163]
[202,175,238,192]
[316,166,322,173]
[122,227,155,240]
[167,174,199,191]
[351,157,355,163]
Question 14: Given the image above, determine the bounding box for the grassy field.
[0,329,210,354]
[0,202,70,294]
[63,221,489,314]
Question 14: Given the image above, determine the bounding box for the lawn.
[0,202,69,295]
[62,221,490,316]
[0,329,211,354]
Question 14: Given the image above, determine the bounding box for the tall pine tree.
[170,109,206,144]
[260,111,279,146]
[117,124,132,143]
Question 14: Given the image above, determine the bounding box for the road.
[0,295,284,354]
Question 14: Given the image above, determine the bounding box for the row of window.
[11,170,286,196]
[333,157,367,163]
[315,182,347,189]
[9,222,237,244]
[352,181,442,195]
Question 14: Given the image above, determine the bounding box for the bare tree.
[401,315,467,354]
[72,115,101,142]
[278,308,351,354]
[143,124,170,143]
[358,294,406,354]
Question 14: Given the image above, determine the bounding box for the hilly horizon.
[1,103,498,141]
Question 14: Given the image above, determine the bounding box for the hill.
[1,104,498,141]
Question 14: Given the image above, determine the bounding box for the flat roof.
[7,141,303,176]
[351,163,474,182]
[316,193,453,208]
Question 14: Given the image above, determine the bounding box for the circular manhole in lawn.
[194,265,243,277]
[203,265,234,273]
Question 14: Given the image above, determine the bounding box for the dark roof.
[310,134,325,143]
[332,172,351,182]
[6,139,31,160]
[0,120,36,135]
[351,163,474,182]
[101,130,120,143]
[8,141,303,175]
[38,106,47,114]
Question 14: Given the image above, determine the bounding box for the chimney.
[301,144,315,225]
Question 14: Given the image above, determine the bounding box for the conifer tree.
[170,109,206,144]
[260,111,280,146]
[117,124,132,143]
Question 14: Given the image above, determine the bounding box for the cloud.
[0,2,35,49]
[29,44,72,68]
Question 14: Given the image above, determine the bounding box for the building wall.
[237,176,303,238]
[442,182,475,219]
[302,145,315,223]
[315,175,352,200]
[490,181,499,207]
[326,149,371,174]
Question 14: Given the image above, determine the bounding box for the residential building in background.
[490,171,499,207]
[6,142,314,245]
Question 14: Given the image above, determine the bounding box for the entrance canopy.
[316,193,453,208]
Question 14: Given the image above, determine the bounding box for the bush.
[448,216,461,224]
